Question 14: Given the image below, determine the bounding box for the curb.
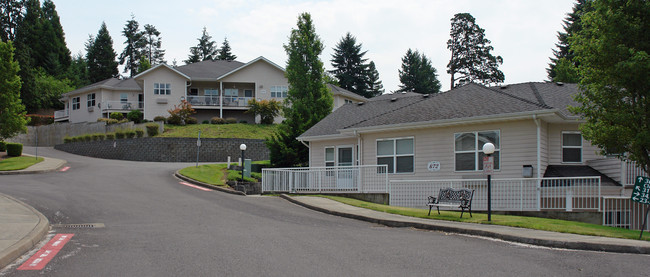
[280,194,650,254]
[174,171,246,196]
[0,194,50,269]
[0,156,66,175]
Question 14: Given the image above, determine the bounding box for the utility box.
[244,159,252,178]
[522,165,533,178]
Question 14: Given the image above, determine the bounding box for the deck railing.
[186,96,253,107]
[54,109,68,119]
[623,160,648,186]
[262,165,388,193]
[100,101,143,111]
[602,196,650,230]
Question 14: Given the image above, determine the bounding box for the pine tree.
[329,32,371,97]
[86,22,118,83]
[185,27,218,64]
[0,0,25,42]
[447,13,504,89]
[41,0,70,77]
[0,40,27,140]
[547,0,591,82]
[397,49,441,94]
[118,15,145,77]
[66,52,89,88]
[143,24,165,65]
[267,13,333,167]
[13,0,43,113]
[366,61,384,96]
[217,37,237,61]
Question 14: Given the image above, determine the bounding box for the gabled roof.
[327,84,367,102]
[299,82,578,140]
[61,78,142,98]
[174,60,245,81]
[134,63,190,80]
[218,56,285,80]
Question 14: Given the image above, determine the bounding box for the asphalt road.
[0,147,647,276]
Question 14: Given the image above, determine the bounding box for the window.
[271,86,288,98]
[345,99,353,104]
[189,88,199,96]
[224,88,238,97]
[72,97,80,110]
[562,132,582,163]
[454,131,500,171]
[120,93,128,103]
[154,83,171,95]
[325,147,335,167]
[244,89,253,97]
[87,93,95,107]
[377,138,414,173]
[205,89,219,96]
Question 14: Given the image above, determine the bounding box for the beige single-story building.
[56,56,366,124]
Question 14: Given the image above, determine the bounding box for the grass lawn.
[0,156,44,171]
[317,195,650,241]
[160,124,278,139]
[179,163,262,186]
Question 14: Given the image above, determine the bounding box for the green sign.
[632,176,650,205]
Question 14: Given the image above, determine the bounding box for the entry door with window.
[336,146,355,188]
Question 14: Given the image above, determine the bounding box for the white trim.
[134,63,190,80]
[376,137,415,174]
[453,130,501,172]
[218,56,285,80]
[561,131,583,163]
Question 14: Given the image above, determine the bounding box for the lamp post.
[240,143,247,183]
[482,142,495,221]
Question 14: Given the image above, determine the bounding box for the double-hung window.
[454,131,500,171]
[154,83,171,95]
[325,147,335,167]
[72,97,80,110]
[87,93,95,107]
[271,86,288,98]
[377,138,414,173]
[562,132,582,163]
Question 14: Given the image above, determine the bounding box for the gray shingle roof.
[62,78,142,97]
[327,84,367,102]
[175,60,245,80]
[299,82,579,139]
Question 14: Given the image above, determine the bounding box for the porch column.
[219,81,223,118]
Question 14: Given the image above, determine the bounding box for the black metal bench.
[427,188,474,218]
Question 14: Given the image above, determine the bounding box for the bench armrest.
[427,196,437,204]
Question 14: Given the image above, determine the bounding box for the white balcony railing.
[54,109,68,119]
[186,96,253,107]
[100,101,143,111]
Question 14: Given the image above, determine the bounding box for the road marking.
[59,166,70,172]
[179,181,212,191]
[18,234,74,270]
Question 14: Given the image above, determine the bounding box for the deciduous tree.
[0,41,27,140]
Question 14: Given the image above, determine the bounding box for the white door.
[337,147,355,188]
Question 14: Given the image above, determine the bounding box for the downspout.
[533,114,542,211]
[355,130,362,166]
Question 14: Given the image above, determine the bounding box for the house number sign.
[427,161,441,172]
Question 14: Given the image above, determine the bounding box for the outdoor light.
[482,142,495,221]
[240,144,247,182]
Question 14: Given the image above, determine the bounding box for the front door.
[337,146,355,188]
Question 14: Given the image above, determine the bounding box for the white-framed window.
[205,89,219,96]
[271,86,288,98]
[325,147,335,167]
[377,137,414,173]
[562,132,582,163]
[154,83,171,95]
[120,93,128,103]
[72,97,80,110]
[224,88,238,97]
[87,93,95,107]
[454,130,500,171]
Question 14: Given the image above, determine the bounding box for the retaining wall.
[54,137,269,162]
[9,122,164,146]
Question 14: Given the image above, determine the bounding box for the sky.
[53,0,576,92]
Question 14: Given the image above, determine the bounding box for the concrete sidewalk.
[0,155,64,269]
[280,194,650,254]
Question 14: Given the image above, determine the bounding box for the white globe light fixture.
[482,142,495,155]
[482,142,495,221]
[240,144,247,151]
[240,144,247,182]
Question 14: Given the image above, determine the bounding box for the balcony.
[54,109,69,121]
[186,96,253,108]
[100,101,143,111]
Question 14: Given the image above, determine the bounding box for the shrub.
[6,143,22,157]
[84,134,92,141]
[225,117,237,124]
[153,116,166,122]
[97,118,119,125]
[246,99,281,124]
[202,120,210,124]
[167,100,196,125]
[0,141,6,151]
[63,137,72,143]
[186,117,198,125]
[110,112,124,120]
[166,114,182,125]
[210,117,225,124]
[115,131,126,139]
[98,133,106,140]
[106,133,115,140]
[135,129,144,138]
[127,110,143,123]
[125,130,136,138]
[26,114,54,126]
[91,134,101,141]
[145,123,159,137]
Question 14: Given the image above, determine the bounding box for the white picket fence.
[389,177,601,211]
[262,165,389,193]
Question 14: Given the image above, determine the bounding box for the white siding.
[548,123,603,165]
[140,67,189,120]
[587,158,623,183]
[219,60,288,103]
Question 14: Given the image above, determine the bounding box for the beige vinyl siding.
[310,138,358,167]
[538,120,549,177]
[548,123,603,165]
[587,158,623,183]
[141,67,189,120]
[219,59,287,102]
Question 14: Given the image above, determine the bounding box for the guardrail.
[186,96,253,107]
[262,165,388,193]
[623,161,648,186]
[602,196,650,230]
[389,176,601,211]
[54,109,68,119]
[100,101,143,111]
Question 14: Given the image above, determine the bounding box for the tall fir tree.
[447,13,504,89]
[0,0,25,42]
[267,13,333,167]
[366,61,384,96]
[217,37,237,61]
[118,15,145,77]
[66,52,89,88]
[13,0,43,112]
[86,22,118,83]
[397,49,441,94]
[329,32,371,97]
[143,24,165,65]
[185,27,218,64]
[547,0,592,82]
[41,0,70,77]
[0,41,27,140]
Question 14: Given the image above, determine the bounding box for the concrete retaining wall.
[9,122,164,146]
[54,137,269,162]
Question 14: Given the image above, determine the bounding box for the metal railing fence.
[186,96,253,107]
[623,161,648,186]
[389,177,601,211]
[262,165,388,193]
[602,196,650,231]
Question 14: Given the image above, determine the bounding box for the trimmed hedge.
[6,143,23,157]
[145,123,159,137]
[0,141,6,152]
